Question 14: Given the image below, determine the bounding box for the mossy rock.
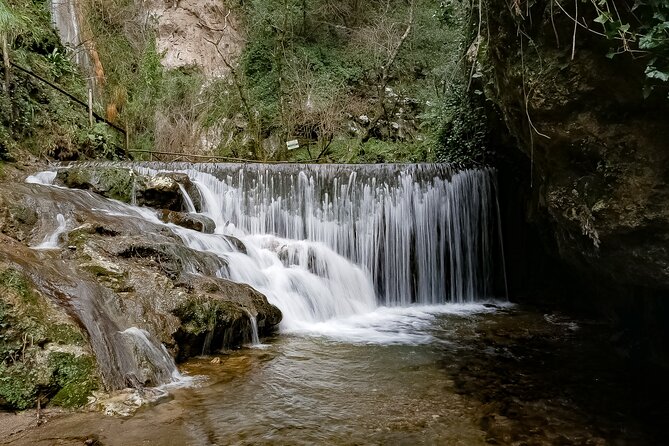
[48,353,98,408]
[0,267,99,410]
[172,297,250,360]
[0,362,41,410]
[55,167,197,211]
[56,167,139,203]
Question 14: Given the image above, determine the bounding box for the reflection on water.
[5,305,668,445]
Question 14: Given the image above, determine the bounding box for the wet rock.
[135,173,184,211]
[0,263,99,410]
[55,167,199,212]
[172,277,281,361]
[158,209,215,234]
[485,0,669,291]
[0,179,281,407]
[56,166,137,203]
[93,387,171,418]
[223,235,247,254]
[99,235,226,280]
[0,193,38,242]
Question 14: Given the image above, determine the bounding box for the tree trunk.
[2,32,10,96]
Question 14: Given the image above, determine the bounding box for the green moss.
[94,168,136,202]
[57,167,139,203]
[9,204,38,227]
[46,324,85,346]
[0,268,38,305]
[0,362,40,410]
[174,297,244,336]
[0,268,98,409]
[48,353,98,408]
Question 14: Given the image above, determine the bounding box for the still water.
[6,304,667,445]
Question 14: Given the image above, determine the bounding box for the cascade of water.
[178,183,197,213]
[137,163,499,305]
[119,327,182,385]
[33,213,68,250]
[49,0,91,72]
[241,309,261,346]
[28,163,504,346]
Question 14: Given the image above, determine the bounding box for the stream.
[6,304,667,445]
[3,163,666,445]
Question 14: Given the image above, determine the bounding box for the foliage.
[591,0,669,97]
[0,0,95,160]
[3,0,477,162]
[432,85,491,167]
[219,0,469,161]
[0,267,97,410]
[48,353,97,408]
[79,122,121,160]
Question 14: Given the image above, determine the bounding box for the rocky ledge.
[0,175,281,411]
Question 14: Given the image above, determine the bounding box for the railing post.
[88,88,93,127]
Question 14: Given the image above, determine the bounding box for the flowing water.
[6,305,667,445]
[135,163,502,306]
[49,0,92,73]
[11,163,667,444]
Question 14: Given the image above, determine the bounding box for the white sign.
[286,139,300,150]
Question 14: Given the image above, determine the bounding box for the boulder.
[55,167,201,212]
[158,209,216,233]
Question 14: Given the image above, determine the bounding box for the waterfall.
[32,213,68,250]
[136,163,500,306]
[242,308,261,346]
[49,0,91,73]
[29,162,504,346]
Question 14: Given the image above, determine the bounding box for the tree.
[0,0,24,97]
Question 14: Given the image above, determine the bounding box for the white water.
[49,0,93,83]
[136,164,499,302]
[178,183,197,213]
[32,213,67,250]
[26,170,57,185]
[29,163,505,345]
[242,308,261,346]
[119,327,183,385]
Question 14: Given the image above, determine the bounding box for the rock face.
[0,249,98,410]
[0,181,282,409]
[159,210,215,233]
[55,166,203,213]
[485,0,669,292]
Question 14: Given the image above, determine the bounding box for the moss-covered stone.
[0,362,40,410]
[47,324,86,346]
[55,166,195,211]
[173,297,249,360]
[0,267,98,410]
[56,167,138,203]
[48,353,98,408]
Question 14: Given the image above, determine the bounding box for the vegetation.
[0,267,99,410]
[0,0,497,164]
[214,0,475,162]
[75,0,490,163]
[0,0,123,161]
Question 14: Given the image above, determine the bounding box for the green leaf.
[639,34,657,49]
[645,66,669,82]
[594,12,612,24]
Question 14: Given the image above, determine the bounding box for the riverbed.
[3,303,666,445]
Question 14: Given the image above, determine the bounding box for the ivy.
[433,86,491,167]
[590,0,669,97]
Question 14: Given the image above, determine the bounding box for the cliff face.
[485,0,669,294]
